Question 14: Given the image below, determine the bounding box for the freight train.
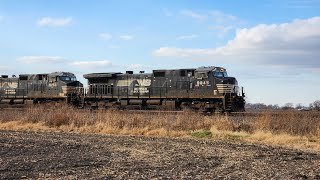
[0,66,245,112]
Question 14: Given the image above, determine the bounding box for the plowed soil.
[0,130,320,179]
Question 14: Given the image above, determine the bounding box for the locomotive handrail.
[82,85,171,99]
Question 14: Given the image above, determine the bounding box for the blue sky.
[1,0,320,106]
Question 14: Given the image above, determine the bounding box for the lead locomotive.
[82,66,245,112]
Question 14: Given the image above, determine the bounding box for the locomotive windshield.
[213,71,228,77]
[59,76,77,81]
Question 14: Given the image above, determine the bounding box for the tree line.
[245,100,320,111]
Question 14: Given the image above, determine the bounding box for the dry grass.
[0,105,320,151]
[253,111,320,136]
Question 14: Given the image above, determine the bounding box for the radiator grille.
[216,84,234,93]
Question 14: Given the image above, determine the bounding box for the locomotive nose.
[66,81,83,87]
[221,77,237,85]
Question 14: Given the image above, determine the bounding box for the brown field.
[0,105,320,151]
[1,130,320,179]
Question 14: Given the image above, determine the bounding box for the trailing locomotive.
[0,72,83,105]
[82,66,245,112]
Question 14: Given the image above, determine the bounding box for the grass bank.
[0,105,320,151]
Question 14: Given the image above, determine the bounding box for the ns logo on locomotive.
[0,66,245,112]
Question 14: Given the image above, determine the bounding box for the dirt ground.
[0,130,319,179]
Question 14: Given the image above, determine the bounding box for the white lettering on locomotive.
[117,79,151,87]
[137,79,151,86]
[48,82,57,87]
[133,87,149,94]
[2,82,18,89]
[195,81,210,87]
[1,82,18,95]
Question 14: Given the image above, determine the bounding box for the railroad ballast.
[0,66,245,112]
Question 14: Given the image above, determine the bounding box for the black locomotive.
[0,66,245,112]
[82,66,245,112]
[0,72,83,105]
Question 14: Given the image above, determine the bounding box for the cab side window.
[195,72,208,79]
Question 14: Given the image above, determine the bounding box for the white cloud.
[180,10,206,21]
[210,10,238,23]
[120,35,134,40]
[71,60,112,68]
[208,25,234,37]
[0,66,9,71]
[208,10,243,37]
[176,34,199,40]
[17,56,64,63]
[154,17,320,70]
[180,9,241,37]
[99,33,112,40]
[37,17,73,27]
[126,64,150,69]
[154,47,212,57]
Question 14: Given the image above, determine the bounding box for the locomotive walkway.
[0,130,319,179]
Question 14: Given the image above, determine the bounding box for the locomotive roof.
[49,72,76,76]
[196,66,224,72]
[1,72,75,79]
[153,66,225,72]
[83,72,123,79]
[17,72,75,77]
[83,66,226,79]
[153,68,196,72]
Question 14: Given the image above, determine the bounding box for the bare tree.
[295,103,303,110]
[282,103,294,110]
[310,100,320,111]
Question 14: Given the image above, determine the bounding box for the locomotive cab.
[48,72,83,97]
[212,67,240,96]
